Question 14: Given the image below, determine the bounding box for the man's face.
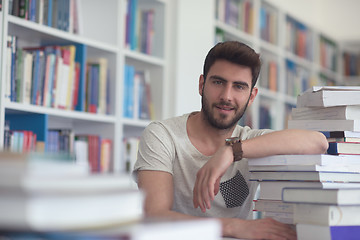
[199,60,257,130]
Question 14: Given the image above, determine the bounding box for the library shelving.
[214,0,347,130]
[0,0,169,173]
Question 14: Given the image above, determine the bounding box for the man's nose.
[220,85,232,102]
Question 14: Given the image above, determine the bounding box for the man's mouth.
[216,105,234,111]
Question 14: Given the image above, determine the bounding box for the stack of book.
[0,152,143,232]
[0,152,223,239]
[249,86,360,238]
[281,188,360,240]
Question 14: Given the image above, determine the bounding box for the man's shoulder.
[236,125,273,139]
[145,113,190,133]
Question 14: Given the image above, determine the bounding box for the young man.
[133,41,328,239]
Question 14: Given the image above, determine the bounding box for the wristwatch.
[225,137,243,162]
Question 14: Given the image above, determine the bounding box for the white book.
[294,204,360,226]
[282,188,360,205]
[257,211,294,224]
[296,87,360,107]
[248,154,360,166]
[253,199,295,213]
[0,152,88,178]
[22,51,34,104]
[0,187,144,231]
[250,171,360,182]
[25,219,222,240]
[288,119,360,132]
[291,106,360,120]
[258,181,360,201]
[249,164,360,173]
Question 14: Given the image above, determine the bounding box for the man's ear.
[199,75,205,96]
[248,86,258,107]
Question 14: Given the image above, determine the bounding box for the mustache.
[215,101,235,108]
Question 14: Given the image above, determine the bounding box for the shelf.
[124,49,165,66]
[5,102,116,123]
[7,15,119,53]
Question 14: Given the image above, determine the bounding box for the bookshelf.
[214,0,351,130]
[0,0,169,173]
[341,42,360,86]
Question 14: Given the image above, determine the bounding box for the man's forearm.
[242,129,328,159]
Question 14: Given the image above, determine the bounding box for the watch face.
[226,137,240,145]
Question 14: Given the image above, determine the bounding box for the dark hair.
[203,41,261,88]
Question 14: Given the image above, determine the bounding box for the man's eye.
[235,84,244,89]
[214,80,222,85]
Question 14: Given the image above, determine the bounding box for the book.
[291,105,360,120]
[258,181,360,201]
[327,142,360,155]
[250,171,360,182]
[287,119,360,132]
[296,224,360,240]
[0,219,221,240]
[253,199,294,213]
[294,204,360,226]
[322,131,360,138]
[282,188,360,205]
[296,86,360,107]
[0,186,143,231]
[256,211,293,224]
[249,164,360,173]
[248,154,360,166]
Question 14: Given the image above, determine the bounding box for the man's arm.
[137,170,296,239]
[193,129,329,212]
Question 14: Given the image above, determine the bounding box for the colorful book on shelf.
[293,204,360,226]
[291,105,360,120]
[296,224,360,240]
[282,188,360,205]
[327,141,360,155]
[86,58,108,114]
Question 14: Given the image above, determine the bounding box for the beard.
[201,90,250,130]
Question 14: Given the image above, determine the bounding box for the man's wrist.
[225,137,243,162]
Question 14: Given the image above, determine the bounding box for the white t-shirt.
[133,113,273,219]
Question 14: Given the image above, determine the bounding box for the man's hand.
[193,145,234,212]
[223,218,297,240]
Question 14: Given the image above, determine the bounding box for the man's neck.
[186,111,236,156]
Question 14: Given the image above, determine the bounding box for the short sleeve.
[133,122,176,181]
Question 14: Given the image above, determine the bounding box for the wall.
[169,0,215,117]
